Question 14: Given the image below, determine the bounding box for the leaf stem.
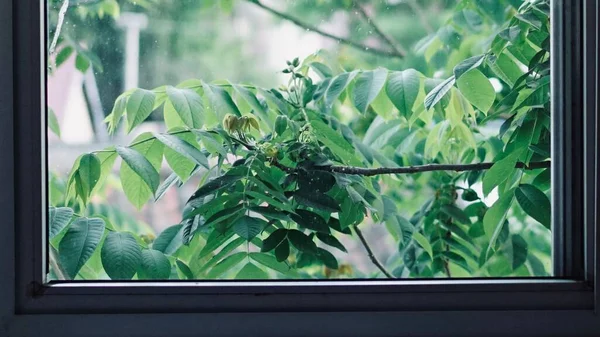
[354,226,394,279]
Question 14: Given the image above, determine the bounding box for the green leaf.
[297,170,336,193]
[287,229,318,253]
[245,190,294,213]
[75,53,90,73]
[257,88,290,115]
[515,184,551,229]
[207,252,246,278]
[274,239,290,262]
[187,174,244,204]
[412,232,433,259]
[155,172,182,202]
[249,252,295,276]
[317,248,338,269]
[443,251,471,273]
[126,89,156,133]
[385,69,421,118]
[107,95,127,134]
[516,12,542,30]
[290,210,330,234]
[316,233,347,252]
[532,168,551,191]
[138,249,171,280]
[119,134,164,209]
[203,83,241,122]
[233,216,267,241]
[310,120,360,165]
[152,224,183,255]
[154,133,209,169]
[261,228,288,252]
[236,262,269,279]
[509,234,528,270]
[424,76,455,110]
[203,204,244,227]
[324,71,358,108]
[78,153,101,198]
[49,207,74,239]
[163,131,200,181]
[232,84,270,123]
[453,54,486,80]
[339,197,365,229]
[55,45,74,68]
[352,68,388,113]
[482,149,523,195]
[488,53,523,87]
[483,189,515,248]
[117,144,161,200]
[250,206,290,222]
[309,62,333,79]
[198,232,239,265]
[176,259,195,279]
[456,69,495,114]
[58,217,105,278]
[166,86,204,128]
[294,190,340,213]
[48,108,61,137]
[100,231,142,280]
[274,115,288,136]
[440,205,471,225]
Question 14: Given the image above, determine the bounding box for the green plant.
[48,0,552,280]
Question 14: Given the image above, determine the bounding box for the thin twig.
[49,0,70,58]
[49,246,69,280]
[407,0,434,34]
[352,1,407,57]
[354,226,394,278]
[246,0,404,59]
[443,260,452,278]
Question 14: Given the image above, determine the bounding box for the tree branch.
[245,0,404,59]
[318,160,550,176]
[352,1,407,57]
[49,0,70,59]
[354,226,394,279]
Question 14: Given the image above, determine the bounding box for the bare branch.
[352,1,407,57]
[354,226,394,279]
[245,0,405,59]
[320,160,551,176]
[49,0,70,60]
[49,247,69,280]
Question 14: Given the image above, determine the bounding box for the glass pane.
[46,0,552,281]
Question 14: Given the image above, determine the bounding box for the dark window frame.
[1,0,599,336]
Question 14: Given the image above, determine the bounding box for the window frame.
[1,0,599,336]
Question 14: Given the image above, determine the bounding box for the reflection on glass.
[46,0,552,281]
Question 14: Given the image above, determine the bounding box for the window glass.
[46,0,552,281]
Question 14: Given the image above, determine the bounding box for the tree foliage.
[47,0,552,280]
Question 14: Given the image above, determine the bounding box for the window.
[1,0,599,336]
[46,0,554,282]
